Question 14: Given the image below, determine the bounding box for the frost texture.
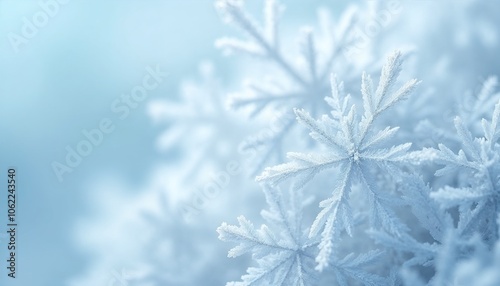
[218,185,385,286]
[218,186,318,286]
[429,100,500,244]
[216,0,365,175]
[218,1,500,284]
[70,1,500,285]
[257,51,419,270]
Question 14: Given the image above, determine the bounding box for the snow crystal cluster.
[216,1,500,285]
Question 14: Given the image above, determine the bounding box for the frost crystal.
[256,51,419,270]
[218,186,318,285]
[216,0,363,175]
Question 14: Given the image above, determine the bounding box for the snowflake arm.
[426,99,500,242]
[216,0,307,87]
[218,186,317,286]
[330,250,386,286]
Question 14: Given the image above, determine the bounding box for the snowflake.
[148,61,248,182]
[216,0,367,175]
[257,51,419,270]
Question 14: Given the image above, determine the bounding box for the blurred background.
[0,0,499,285]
